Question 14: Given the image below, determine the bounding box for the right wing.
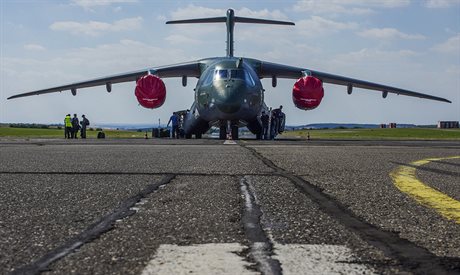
[7,61,202,100]
[257,60,451,103]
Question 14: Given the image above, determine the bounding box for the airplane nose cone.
[217,102,241,113]
[215,82,243,113]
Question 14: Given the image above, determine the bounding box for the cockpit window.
[212,68,256,87]
[215,70,228,80]
[230,70,245,79]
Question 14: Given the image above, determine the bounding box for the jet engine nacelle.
[292,76,324,110]
[135,74,166,109]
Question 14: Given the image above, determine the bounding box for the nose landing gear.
[219,120,239,140]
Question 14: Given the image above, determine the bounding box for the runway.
[1,138,459,274]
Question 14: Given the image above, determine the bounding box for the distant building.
[389,123,397,128]
[438,121,459,129]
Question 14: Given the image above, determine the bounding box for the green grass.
[0,127,147,138]
[1,126,459,140]
[282,128,460,140]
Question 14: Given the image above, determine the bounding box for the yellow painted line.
[390,156,460,223]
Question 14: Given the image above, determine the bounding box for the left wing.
[257,60,451,103]
[7,61,201,100]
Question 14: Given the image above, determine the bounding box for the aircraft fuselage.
[182,57,265,136]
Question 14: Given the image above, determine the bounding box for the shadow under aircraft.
[8,9,451,140]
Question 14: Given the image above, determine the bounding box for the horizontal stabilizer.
[234,17,294,25]
[166,17,226,24]
[165,9,295,57]
[167,16,294,26]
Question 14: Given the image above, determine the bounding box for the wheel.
[185,133,192,139]
[256,132,262,140]
[219,125,227,140]
[231,125,239,140]
[195,133,202,139]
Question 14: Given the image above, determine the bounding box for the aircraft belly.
[198,103,260,122]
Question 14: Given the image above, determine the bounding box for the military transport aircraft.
[8,9,451,140]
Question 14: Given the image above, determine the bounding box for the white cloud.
[72,0,137,10]
[165,35,202,45]
[432,34,460,54]
[424,0,460,8]
[23,44,46,51]
[293,0,410,14]
[358,28,426,40]
[297,16,358,36]
[49,17,143,36]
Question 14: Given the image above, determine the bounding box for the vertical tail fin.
[166,9,295,57]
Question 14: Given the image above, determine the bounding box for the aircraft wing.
[258,61,451,103]
[7,61,202,100]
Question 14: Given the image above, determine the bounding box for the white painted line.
[141,242,375,275]
[223,140,237,145]
[273,244,375,275]
[141,243,257,275]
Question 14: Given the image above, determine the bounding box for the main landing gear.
[219,120,239,140]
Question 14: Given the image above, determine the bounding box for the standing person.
[64,114,72,139]
[270,105,284,138]
[71,114,80,139]
[260,111,269,140]
[80,114,90,139]
[167,112,179,138]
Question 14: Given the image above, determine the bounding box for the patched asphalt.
[0,138,459,274]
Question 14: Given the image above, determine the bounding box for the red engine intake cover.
[135,74,166,109]
[292,76,324,110]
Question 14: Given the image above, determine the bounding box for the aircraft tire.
[219,125,226,140]
[231,125,239,140]
[185,133,192,139]
[195,133,202,139]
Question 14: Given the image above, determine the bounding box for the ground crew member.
[260,111,269,140]
[167,112,179,138]
[270,105,284,138]
[71,114,80,139]
[80,114,90,139]
[64,114,72,139]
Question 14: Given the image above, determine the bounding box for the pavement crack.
[239,143,456,275]
[11,174,176,275]
[240,176,282,275]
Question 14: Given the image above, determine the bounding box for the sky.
[1,0,459,126]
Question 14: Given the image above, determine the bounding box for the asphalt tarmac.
[1,138,459,274]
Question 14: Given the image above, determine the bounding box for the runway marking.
[140,243,374,275]
[141,243,256,275]
[223,140,237,145]
[390,156,460,224]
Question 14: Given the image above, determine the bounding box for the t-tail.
[166,9,295,57]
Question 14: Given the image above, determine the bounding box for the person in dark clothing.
[80,114,90,139]
[270,105,284,138]
[71,114,80,139]
[167,112,179,138]
[260,111,269,140]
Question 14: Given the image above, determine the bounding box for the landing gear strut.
[231,124,239,140]
[219,123,227,140]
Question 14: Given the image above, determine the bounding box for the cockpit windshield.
[215,70,228,80]
[213,69,256,86]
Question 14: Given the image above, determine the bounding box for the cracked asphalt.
[0,138,459,274]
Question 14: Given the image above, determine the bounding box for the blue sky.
[1,0,459,126]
